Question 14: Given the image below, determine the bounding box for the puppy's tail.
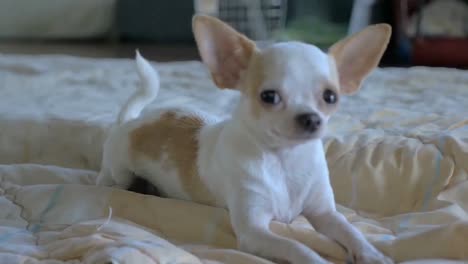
[117,50,160,124]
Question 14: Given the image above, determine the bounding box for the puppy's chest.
[262,153,319,222]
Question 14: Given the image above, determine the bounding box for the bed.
[0,53,467,263]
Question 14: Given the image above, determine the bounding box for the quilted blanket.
[0,53,467,264]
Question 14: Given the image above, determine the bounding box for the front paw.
[354,251,394,264]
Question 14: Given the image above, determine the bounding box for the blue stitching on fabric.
[29,185,64,234]
[421,136,445,211]
[396,135,445,234]
[0,230,27,244]
[0,185,64,244]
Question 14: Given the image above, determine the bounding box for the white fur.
[117,51,160,124]
[97,39,392,263]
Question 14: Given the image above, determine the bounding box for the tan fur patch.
[129,111,215,205]
[193,15,257,90]
[316,83,340,116]
[328,24,391,94]
[245,56,266,119]
[313,57,340,116]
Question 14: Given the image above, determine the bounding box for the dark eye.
[260,90,281,105]
[323,89,338,104]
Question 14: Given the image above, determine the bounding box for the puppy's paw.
[354,251,394,264]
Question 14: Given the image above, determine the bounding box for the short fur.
[97,16,393,264]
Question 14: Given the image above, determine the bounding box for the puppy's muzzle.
[295,112,322,133]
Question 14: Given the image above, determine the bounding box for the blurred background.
[0,0,467,67]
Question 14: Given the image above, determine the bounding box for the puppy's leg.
[96,155,132,187]
[109,167,134,189]
[96,168,114,186]
[230,203,328,264]
[305,210,393,264]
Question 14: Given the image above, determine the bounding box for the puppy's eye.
[260,90,281,105]
[323,89,338,104]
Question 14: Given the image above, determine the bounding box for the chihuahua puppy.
[97,15,392,264]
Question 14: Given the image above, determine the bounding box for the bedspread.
[0,53,467,263]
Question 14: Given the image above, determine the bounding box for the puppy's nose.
[295,113,322,132]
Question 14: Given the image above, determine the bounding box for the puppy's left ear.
[193,15,256,90]
[329,24,391,94]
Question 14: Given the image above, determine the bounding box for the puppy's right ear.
[329,24,391,95]
[193,15,256,90]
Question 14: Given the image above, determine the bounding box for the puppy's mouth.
[271,129,322,142]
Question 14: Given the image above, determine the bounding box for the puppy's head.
[193,15,391,146]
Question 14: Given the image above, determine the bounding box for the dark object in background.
[216,0,288,40]
[393,0,468,68]
[116,0,195,43]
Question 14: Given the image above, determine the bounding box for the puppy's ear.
[193,15,256,90]
[329,24,391,94]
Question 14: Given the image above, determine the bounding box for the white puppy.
[97,15,392,264]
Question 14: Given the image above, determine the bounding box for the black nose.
[295,113,322,132]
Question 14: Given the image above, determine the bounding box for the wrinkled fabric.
[0,53,467,263]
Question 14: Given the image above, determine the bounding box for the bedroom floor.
[0,41,200,61]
